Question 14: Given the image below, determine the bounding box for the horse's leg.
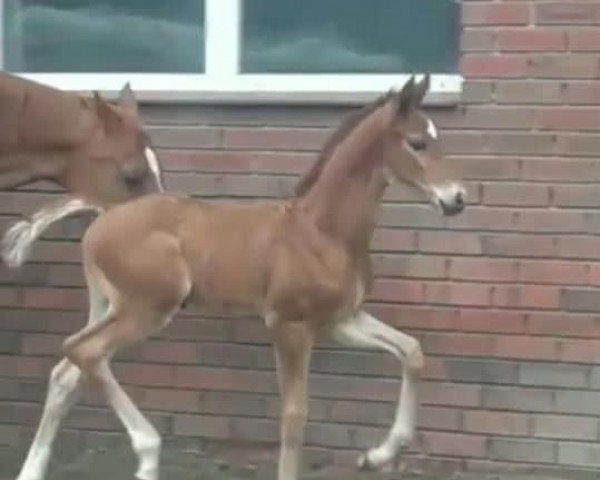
[330,310,424,470]
[269,319,315,480]
[62,303,175,480]
[16,279,108,480]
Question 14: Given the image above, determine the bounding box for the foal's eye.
[408,139,427,151]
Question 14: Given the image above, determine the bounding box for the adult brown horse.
[0,72,163,268]
[17,75,465,480]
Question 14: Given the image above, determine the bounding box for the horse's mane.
[294,90,395,197]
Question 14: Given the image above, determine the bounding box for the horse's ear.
[397,75,416,116]
[118,82,138,114]
[93,90,122,132]
[412,74,430,106]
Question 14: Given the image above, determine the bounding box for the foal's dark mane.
[294,90,395,197]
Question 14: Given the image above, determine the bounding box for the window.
[1,0,461,104]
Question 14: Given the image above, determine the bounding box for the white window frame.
[0,0,463,105]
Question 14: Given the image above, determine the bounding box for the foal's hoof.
[357,451,376,471]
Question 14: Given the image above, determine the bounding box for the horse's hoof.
[357,451,376,471]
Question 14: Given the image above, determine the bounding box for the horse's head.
[70,83,163,207]
[380,75,465,216]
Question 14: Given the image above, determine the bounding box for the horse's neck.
[0,150,70,190]
[300,111,388,250]
[0,77,90,189]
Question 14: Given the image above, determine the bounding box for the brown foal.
[17,75,466,480]
[0,72,162,268]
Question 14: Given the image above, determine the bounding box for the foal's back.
[84,194,356,320]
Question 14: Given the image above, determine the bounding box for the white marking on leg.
[144,147,164,192]
[95,361,161,480]
[426,118,438,139]
[331,310,423,470]
[16,283,108,480]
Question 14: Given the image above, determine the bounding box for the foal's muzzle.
[432,183,466,216]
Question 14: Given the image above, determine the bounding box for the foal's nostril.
[455,191,464,206]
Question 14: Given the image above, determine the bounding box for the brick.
[556,236,600,260]
[464,410,528,436]
[0,333,20,354]
[421,432,487,458]
[306,422,352,448]
[555,185,600,208]
[556,391,600,416]
[522,158,600,182]
[461,54,528,78]
[558,134,600,157]
[444,359,518,384]
[540,108,600,132]
[536,3,600,25]
[22,333,61,355]
[450,258,518,282]
[366,304,457,331]
[457,106,536,130]
[483,183,550,207]
[533,415,598,441]
[561,288,600,312]
[588,264,600,286]
[482,234,555,258]
[559,339,600,364]
[418,231,482,255]
[222,127,329,151]
[461,29,495,52]
[461,81,494,104]
[483,386,554,413]
[519,260,588,285]
[369,279,424,303]
[379,204,444,229]
[173,414,231,438]
[564,82,600,105]
[417,406,462,431]
[494,335,558,361]
[330,400,392,426]
[489,438,556,463]
[425,282,491,307]
[496,80,562,105]
[558,443,600,468]
[457,310,526,334]
[147,126,222,148]
[371,254,446,279]
[519,362,589,388]
[422,332,494,357]
[498,29,566,52]
[516,210,587,234]
[463,3,530,26]
[492,284,560,309]
[421,382,482,408]
[528,55,600,79]
[371,228,416,252]
[161,150,313,174]
[0,424,23,446]
[569,30,600,51]
[442,131,488,154]
[139,388,199,412]
[487,132,555,155]
[528,312,600,338]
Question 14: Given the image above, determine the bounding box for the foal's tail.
[1,197,102,269]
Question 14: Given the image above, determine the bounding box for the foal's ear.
[93,91,122,132]
[396,75,416,116]
[118,82,139,115]
[412,74,430,106]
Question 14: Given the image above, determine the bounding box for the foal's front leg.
[269,319,315,480]
[330,310,424,470]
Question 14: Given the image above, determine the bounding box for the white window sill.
[18,73,463,107]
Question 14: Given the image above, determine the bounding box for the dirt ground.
[1,440,587,480]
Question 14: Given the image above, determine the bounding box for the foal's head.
[380,75,465,216]
[70,83,163,207]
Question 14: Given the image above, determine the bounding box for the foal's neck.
[299,107,389,251]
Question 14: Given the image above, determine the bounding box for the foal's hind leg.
[330,310,423,471]
[16,280,108,480]
[62,303,177,480]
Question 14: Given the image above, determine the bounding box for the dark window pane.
[242,0,458,74]
[4,1,204,73]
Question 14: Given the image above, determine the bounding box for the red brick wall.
[2,0,600,475]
